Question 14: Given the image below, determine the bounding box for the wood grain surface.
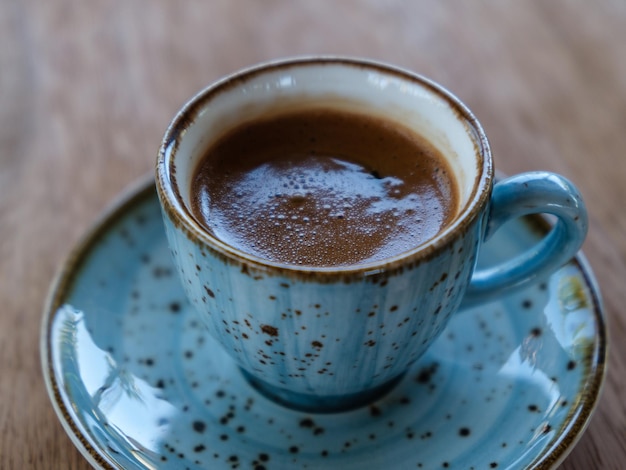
[1,1,624,468]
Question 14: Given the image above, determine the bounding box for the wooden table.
[1,1,624,468]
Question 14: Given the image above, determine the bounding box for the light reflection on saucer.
[42,181,606,470]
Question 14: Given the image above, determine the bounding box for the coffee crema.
[190,108,459,267]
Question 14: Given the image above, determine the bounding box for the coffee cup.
[155,57,587,412]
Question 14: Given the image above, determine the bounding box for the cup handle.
[462,172,588,308]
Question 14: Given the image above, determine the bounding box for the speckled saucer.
[41,177,606,470]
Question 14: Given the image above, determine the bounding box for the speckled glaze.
[155,57,588,411]
[41,180,606,470]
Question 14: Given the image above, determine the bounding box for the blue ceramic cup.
[156,57,587,412]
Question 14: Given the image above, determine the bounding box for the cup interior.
[158,57,491,269]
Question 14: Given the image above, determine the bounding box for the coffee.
[190,107,458,267]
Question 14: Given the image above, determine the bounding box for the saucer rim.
[41,175,157,470]
[40,175,608,470]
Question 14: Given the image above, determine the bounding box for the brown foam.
[190,108,458,267]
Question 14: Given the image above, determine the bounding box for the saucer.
[41,177,606,470]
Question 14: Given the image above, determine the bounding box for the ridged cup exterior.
[160,208,482,401]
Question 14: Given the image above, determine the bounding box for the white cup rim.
[156,56,493,278]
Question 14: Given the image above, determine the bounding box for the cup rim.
[156,56,493,279]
